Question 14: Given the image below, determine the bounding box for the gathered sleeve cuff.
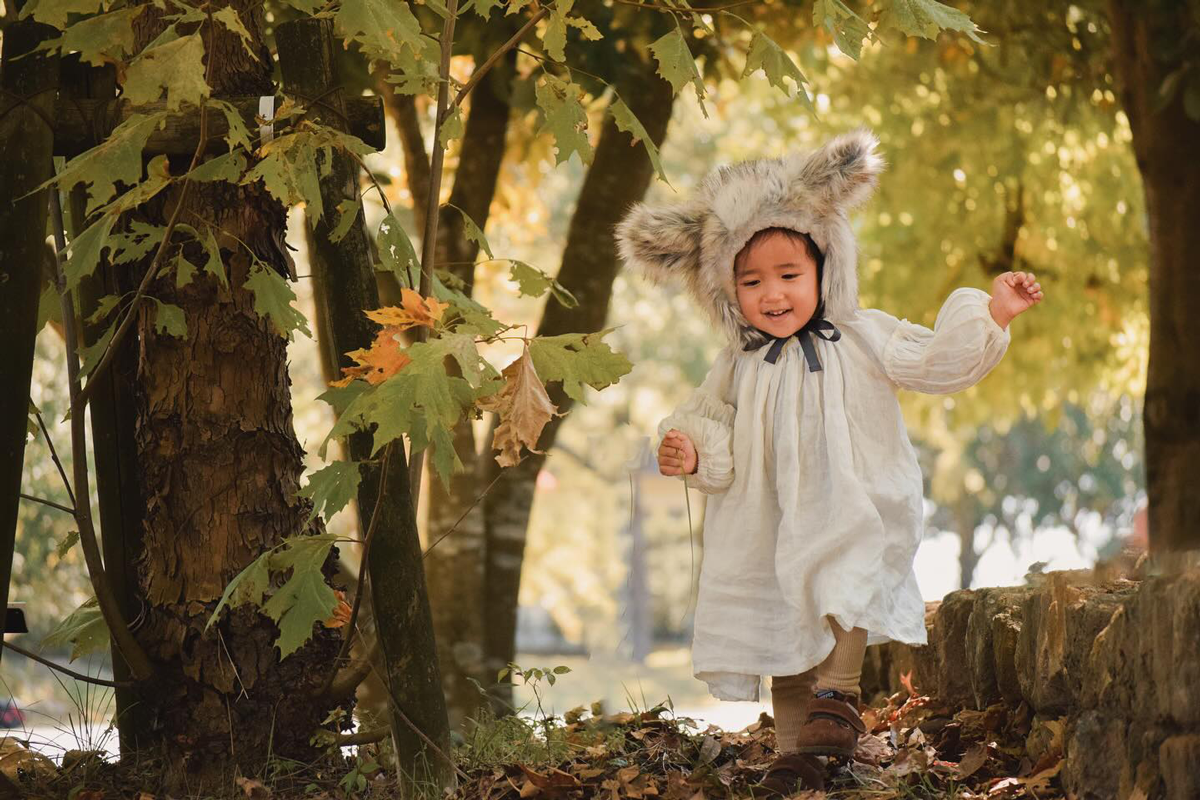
[883,287,1011,395]
[656,349,737,494]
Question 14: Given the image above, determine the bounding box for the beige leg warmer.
[814,619,868,699]
[770,669,816,754]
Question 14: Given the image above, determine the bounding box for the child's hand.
[658,430,698,476]
[989,271,1044,329]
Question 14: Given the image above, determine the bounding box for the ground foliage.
[2,682,1069,799]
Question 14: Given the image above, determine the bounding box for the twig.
[368,658,471,783]
[333,725,391,747]
[325,641,379,703]
[2,641,135,689]
[447,7,550,116]
[421,454,522,560]
[321,445,392,694]
[49,189,153,682]
[35,411,76,509]
[410,0,462,501]
[19,492,75,515]
[610,0,761,11]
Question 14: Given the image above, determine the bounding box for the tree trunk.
[1108,0,1200,555]
[0,15,57,669]
[276,19,452,788]
[482,63,675,709]
[954,496,980,590]
[123,3,348,788]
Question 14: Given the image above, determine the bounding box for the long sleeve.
[657,348,737,494]
[882,287,1011,395]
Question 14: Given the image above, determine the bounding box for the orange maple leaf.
[331,328,412,386]
[364,288,448,330]
[900,669,918,697]
[323,591,352,629]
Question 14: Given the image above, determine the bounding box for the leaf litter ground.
[4,686,1066,799]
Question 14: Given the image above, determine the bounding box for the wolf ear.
[793,128,884,212]
[615,199,705,285]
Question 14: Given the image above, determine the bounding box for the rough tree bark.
[1108,0,1200,555]
[0,14,57,669]
[481,62,675,709]
[277,19,452,787]
[122,2,347,787]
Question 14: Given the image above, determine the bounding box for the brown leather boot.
[794,689,866,758]
[759,753,825,795]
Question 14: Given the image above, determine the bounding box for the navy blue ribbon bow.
[745,318,842,371]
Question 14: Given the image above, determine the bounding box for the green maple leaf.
[543,7,569,62]
[609,98,667,184]
[44,7,141,66]
[329,197,362,244]
[86,294,122,324]
[109,220,165,266]
[53,112,168,216]
[743,32,813,109]
[123,34,210,110]
[449,203,493,259]
[21,0,105,29]
[173,252,197,288]
[37,283,63,331]
[535,76,592,166]
[377,213,421,288]
[214,7,256,59]
[473,0,501,18]
[650,27,706,107]
[508,261,577,307]
[438,104,465,149]
[878,0,986,44]
[187,151,247,184]
[298,461,364,524]
[566,16,602,41]
[79,317,117,379]
[263,535,341,659]
[242,133,325,222]
[42,598,109,662]
[244,262,311,340]
[55,530,80,559]
[150,299,187,338]
[335,0,424,64]
[813,0,873,60]
[206,551,273,629]
[209,99,254,152]
[427,424,462,488]
[64,213,117,290]
[529,330,633,403]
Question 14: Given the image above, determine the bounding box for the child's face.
[734,232,821,339]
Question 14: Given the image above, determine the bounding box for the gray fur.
[615,128,884,347]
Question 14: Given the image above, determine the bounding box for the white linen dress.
[658,288,1011,702]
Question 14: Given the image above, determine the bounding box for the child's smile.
[735,230,822,339]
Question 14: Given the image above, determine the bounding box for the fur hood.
[615,128,884,348]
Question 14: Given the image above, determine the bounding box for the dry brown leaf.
[235,776,270,799]
[957,742,989,779]
[76,791,104,800]
[481,348,557,467]
[1020,759,1063,793]
[853,733,891,766]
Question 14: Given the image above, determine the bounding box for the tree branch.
[2,640,135,688]
[324,641,379,703]
[333,725,391,747]
[34,410,76,509]
[448,7,549,116]
[19,492,74,515]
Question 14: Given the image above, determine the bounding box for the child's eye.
[782,273,799,280]
[741,280,760,288]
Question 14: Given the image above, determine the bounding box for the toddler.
[615,130,1042,793]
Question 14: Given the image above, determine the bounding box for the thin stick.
[610,0,760,11]
[324,641,379,703]
[410,0,462,500]
[332,725,391,747]
[19,493,75,515]
[2,641,134,689]
[448,7,550,115]
[35,411,76,509]
[368,658,471,783]
[420,454,521,560]
[322,445,392,692]
[50,189,153,682]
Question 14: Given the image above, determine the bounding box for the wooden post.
[0,17,59,669]
[276,18,453,790]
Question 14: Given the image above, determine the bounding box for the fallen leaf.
[235,776,270,799]
[957,742,989,778]
[479,347,558,467]
[899,669,918,697]
[1021,759,1063,793]
[853,733,891,766]
[697,735,721,766]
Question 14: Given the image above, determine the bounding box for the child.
[615,130,1042,793]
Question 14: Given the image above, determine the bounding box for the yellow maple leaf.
[479,347,558,468]
[364,288,449,331]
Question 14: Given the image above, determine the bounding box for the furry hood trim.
[615,128,884,348]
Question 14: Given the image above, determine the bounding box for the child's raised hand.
[989,271,1044,329]
[658,430,698,476]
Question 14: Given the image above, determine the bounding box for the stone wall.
[861,570,1200,800]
